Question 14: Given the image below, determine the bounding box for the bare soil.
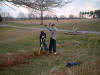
[0,50,52,71]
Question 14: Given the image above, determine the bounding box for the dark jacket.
[40,32,46,42]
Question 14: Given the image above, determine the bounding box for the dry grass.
[49,61,100,75]
[9,19,100,25]
[1,19,99,32]
[0,50,51,71]
[0,21,100,75]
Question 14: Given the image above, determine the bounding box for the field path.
[0,24,100,34]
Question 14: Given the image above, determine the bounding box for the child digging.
[40,31,48,51]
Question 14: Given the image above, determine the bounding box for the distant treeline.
[0,9,100,22]
[0,16,81,21]
[79,9,100,18]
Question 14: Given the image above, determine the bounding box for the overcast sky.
[0,0,100,17]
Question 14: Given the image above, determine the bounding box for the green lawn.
[0,25,100,75]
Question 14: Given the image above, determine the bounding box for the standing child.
[45,24,57,54]
[40,31,48,51]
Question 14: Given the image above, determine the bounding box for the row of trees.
[0,0,72,24]
[0,10,100,22]
[0,11,78,21]
[0,11,13,21]
[79,9,100,18]
[0,13,74,20]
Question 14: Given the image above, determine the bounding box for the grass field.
[0,19,100,75]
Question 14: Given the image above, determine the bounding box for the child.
[40,31,48,51]
[45,24,57,54]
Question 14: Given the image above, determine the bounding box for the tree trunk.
[40,0,43,25]
[40,10,43,25]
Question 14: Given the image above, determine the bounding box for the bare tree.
[79,12,83,18]
[0,15,2,22]
[45,15,51,19]
[28,13,35,19]
[0,12,11,21]
[95,9,100,18]
[2,0,73,25]
[60,15,66,19]
[18,12,27,19]
[69,14,74,19]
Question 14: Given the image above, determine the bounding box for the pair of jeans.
[40,40,48,51]
[49,38,56,53]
